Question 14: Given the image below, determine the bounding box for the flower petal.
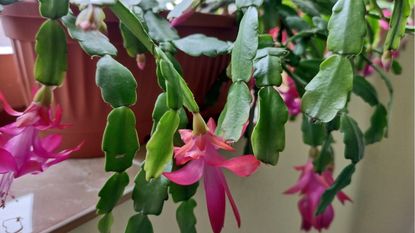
[314,203,334,231]
[209,134,235,152]
[0,92,23,116]
[217,170,241,228]
[15,160,43,177]
[44,142,83,168]
[284,171,312,195]
[40,134,62,152]
[298,196,313,231]
[0,148,17,173]
[204,166,225,233]
[336,191,352,204]
[207,118,217,132]
[163,159,205,185]
[178,129,194,143]
[215,155,260,177]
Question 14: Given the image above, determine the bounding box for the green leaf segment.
[218,0,259,143]
[300,0,368,215]
[60,2,142,232]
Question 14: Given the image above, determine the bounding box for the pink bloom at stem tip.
[284,160,351,232]
[163,116,260,233]
[170,8,195,27]
[0,90,81,207]
[278,76,301,117]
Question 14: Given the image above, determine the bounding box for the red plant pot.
[0,1,236,158]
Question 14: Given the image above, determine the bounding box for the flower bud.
[136,53,146,70]
[381,50,392,71]
[76,4,107,32]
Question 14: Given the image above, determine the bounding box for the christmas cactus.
[0,0,413,232]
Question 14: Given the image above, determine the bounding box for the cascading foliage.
[10,0,413,232]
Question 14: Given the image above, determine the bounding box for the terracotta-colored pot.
[1,1,236,158]
[0,52,26,124]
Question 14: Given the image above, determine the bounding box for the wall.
[71,38,414,233]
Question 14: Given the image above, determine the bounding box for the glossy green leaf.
[327,0,366,55]
[285,16,311,31]
[176,199,197,233]
[301,115,326,146]
[236,0,263,8]
[167,0,193,19]
[258,34,274,49]
[215,103,227,136]
[102,107,139,172]
[326,114,341,132]
[35,20,67,86]
[316,163,356,215]
[96,172,129,214]
[340,114,365,163]
[294,59,322,84]
[156,59,167,91]
[352,76,379,107]
[133,166,170,215]
[219,82,252,142]
[125,214,154,233]
[251,86,288,165]
[169,182,199,203]
[144,11,179,42]
[61,14,117,56]
[98,213,113,233]
[172,34,231,57]
[313,136,334,173]
[391,60,402,75]
[178,77,199,113]
[109,1,154,53]
[291,0,320,16]
[120,22,148,57]
[155,48,199,112]
[39,0,69,19]
[160,59,183,110]
[253,48,286,87]
[365,104,388,144]
[231,6,258,82]
[384,0,412,51]
[144,110,180,180]
[96,55,137,107]
[302,55,353,123]
[151,93,169,134]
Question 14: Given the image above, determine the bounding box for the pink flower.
[278,76,301,116]
[380,9,392,31]
[136,53,146,71]
[285,160,351,232]
[170,8,195,27]
[163,114,260,233]
[0,89,81,207]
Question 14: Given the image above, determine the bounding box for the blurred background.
[71,38,414,233]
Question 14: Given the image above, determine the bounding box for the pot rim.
[0,0,237,29]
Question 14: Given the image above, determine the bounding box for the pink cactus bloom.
[0,93,81,207]
[380,9,392,30]
[285,160,351,232]
[170,8,195,27]
[278,76,301,116]
[269,27,288,44]
[136,53,146,71]
[163,118,260,233]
